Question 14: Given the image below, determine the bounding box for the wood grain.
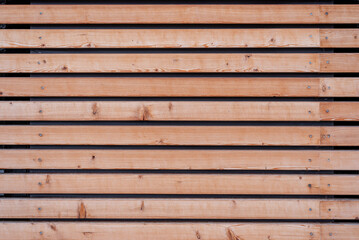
[1,150,358,170]
[0,174,322,194]
[0,5,322,24]
[0,101,320,121]
[0,54,319,73]
[0,126,321,145]
[0,222,323,240]
[320,29,359,48]
[0,29,320,48]
[0,77,322,97]
[1,77,358,97]
[321,224,359,240]
[0,199,321,219]
[320,54,359,73]
[320,127,359,146]
[1,101,357,121]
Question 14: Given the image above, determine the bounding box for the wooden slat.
[0,126,322,145]
[0,222,324,240]
[320,127,359,146]
[1,101,358,121]
[320,78,359,97]
[320,29,359,48]
[1,126,358,146]
[2,29,358,49]
[1,5,358,24]
[320,54,359,73]
[0,5,319,24]
[0,101,320,121]
[0,53,320,73]
[0,174,358,195]
[321,224,359,240]
[0,54,357,73]
[320,102,359,121]
[320,201,359,220]
[0,199,319,219]
[1,150,358,170]
[319,5,359,24]
[0,29,320,48]
[0,77,322,97]
[0,199,357,219]
[1,77,358,97]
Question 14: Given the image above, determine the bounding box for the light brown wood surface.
[0,222,327,240]
[0,126,322,145]
[1,5,358,24]
[321,224,359,240]
[1,101,358,121]
[0,53,320,73]
[0,77,321,97]
[1,150,358,170]
[1,77,358,97]
[320,29,359,48]
[0,29,320,48]
[0,54,357,73]
[0,199,357,219]
[0,174,358,195]
[2,29,358,49]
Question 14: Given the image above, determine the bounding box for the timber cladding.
[0,0,358,239]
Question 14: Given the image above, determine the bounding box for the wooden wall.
[0,0,358,239]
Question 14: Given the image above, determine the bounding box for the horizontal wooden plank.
[2,29,358,49]
[320,29,359,48]
[1,150,358,170]
[0,29,320,48]
[1,77,358,97]
[1,54,357,73]
[1,101,357,121]
[0,199,357,219]
[320,78,359,97]
[319,5,359,24]
[320,102,359,121]
[0,199,319,219]
[0,126,322,145]
[1,5,358,24]
[1,126,358,146]
[0,174,358,195]
[320,127,359,146]
[0,222,326,240]
[320,201,359,220]
[0,53,320,73]
[0,101,319,121]
[320,54,359,73]
[321,224,359,240]
[0,77,322,97]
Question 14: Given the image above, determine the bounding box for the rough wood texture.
[0,29,320,48]
[1,101,358,121]
[0,126,321,145]
[0,174,358,195]
[0,222,325,240]
[319,5,359,24]
[0,101,320,121]
[1,77,358,97]
[320,54,359,73]
[0,5,324,24]
[2,29,358,49]
[0,199,357,219]
[0,174,320,194]
[320,127,359,146]
[0,53,319,73]
[0,77,321,97]
[320,29,359,48]
[321,224,359,240]
[0,199,320,219]
[1,150,358,170]
[320,78,359,97]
